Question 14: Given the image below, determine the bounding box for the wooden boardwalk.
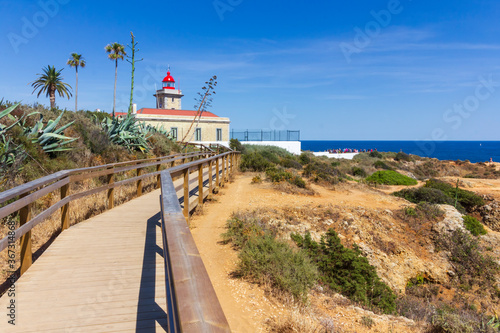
[0,166,216,332]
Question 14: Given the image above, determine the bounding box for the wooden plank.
[0,170,70,205]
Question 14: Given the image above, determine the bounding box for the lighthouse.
[154,68,184,109]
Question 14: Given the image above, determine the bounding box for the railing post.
[198,163,204,207]
[208,160,213,194]
[183,168,189,221]
[156,159,161,188]
[137,167,144,197]
[61,183,70,230]
[19,193,32,276]
[221,156,225,187]
[216,157,220,186]
[107,167,114,209]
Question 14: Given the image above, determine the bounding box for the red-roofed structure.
[123,68,230,143]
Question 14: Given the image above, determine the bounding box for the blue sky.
[1,0,500,140]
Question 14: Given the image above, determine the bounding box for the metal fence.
[230,130,300,141]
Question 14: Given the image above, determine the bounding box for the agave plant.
[139,122,171,136]
[24,110,78,153]
[96,114,150,152]
[0,103,27,173]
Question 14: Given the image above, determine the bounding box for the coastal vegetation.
[0,101,178,189]
[231,144,500,331]
[222,213,318,302]
[292,230,397,314]
[365,170,418,185]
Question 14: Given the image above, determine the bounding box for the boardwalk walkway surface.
[0,166,216,332]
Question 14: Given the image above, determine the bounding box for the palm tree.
[67,53,86,112]
[105,42,126,117]
[31,65,72,109]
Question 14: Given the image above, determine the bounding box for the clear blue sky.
[1,0,500,140]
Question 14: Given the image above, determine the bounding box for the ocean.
[301,141,500,163]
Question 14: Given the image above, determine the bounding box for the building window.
[172,97,174,102]
[195,128,202,141]
[171,127,178,141]
[216,128,222,141]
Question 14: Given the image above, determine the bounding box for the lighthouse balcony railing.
[230,130,300,142]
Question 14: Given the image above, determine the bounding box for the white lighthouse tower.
[154,68,184,109]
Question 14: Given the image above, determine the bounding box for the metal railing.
[231,129,300,142]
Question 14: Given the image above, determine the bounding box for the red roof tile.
[116,108,219,117]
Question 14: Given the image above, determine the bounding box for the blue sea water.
[301,141,500,163]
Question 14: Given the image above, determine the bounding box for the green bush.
[229,138,246,153]
[222,213,317,302]
[291,176,306,188]
[280,156,303,170]
[266,165,307,189]
[369,151,383,159]
[393,187,464,211]
[299,152,312,165]
[292,230,396,314]
[240,152,271,172]
[424,179,484,212]
[237,235,318,302]
[222,216,266,249]
[463,215,487,236]
[303,160,345,184]
[373,160,392,170]
[352,167,367,177]
[394,152,411,162]
[366,170,418,186]
[266,166,293,182]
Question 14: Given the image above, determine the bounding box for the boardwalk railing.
[0,150,210,276]
[159,151,238,332]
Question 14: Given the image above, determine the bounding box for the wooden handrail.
[160,154,236,332]
[0,150,220,275]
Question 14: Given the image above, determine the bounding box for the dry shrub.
[267,309,336,333]
[274,181,316,196]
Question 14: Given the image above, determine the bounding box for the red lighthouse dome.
[162,70,175,89]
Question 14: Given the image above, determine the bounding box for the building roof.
[162,71,175,83]
[116,108,220,118]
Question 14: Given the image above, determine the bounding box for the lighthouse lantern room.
[154,68,184,109]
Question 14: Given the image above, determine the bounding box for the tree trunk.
[50,86,56,109]
[75,66,79,112]
[113,59,117,118]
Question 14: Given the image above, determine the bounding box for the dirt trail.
[189,173,281,332]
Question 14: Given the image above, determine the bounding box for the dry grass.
[0,170,159,294]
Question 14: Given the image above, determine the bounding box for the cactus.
[25,110,78,153]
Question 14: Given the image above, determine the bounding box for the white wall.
[244,141,302,155]
[312,152,359,160]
